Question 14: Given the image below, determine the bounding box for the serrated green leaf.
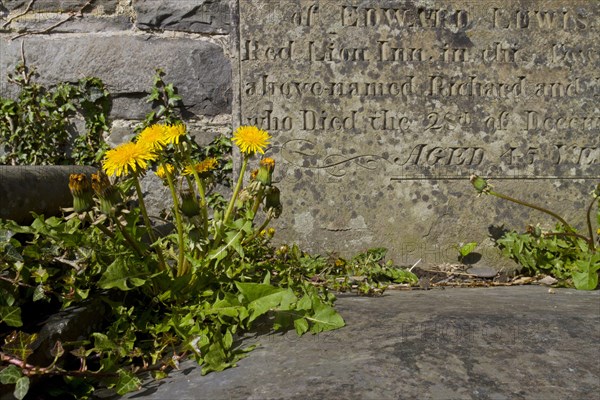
[202,341,230,374]
[307,300,345,333]
[236,282,297,323]
[14,376,29,400]
[0,365,22,384]
[98,258,147,291]
[293,317,309,335]
[0,306,22,327]
[296,294,312,311]
[572,258,600,290]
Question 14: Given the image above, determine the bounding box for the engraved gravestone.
[234,0,599,267]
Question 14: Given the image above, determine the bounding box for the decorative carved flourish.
[281,139,391,177]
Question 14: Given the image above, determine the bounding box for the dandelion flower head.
[163,123,187,145]
[156,163,175,180]
[102,142,157,177]
[183,158,218,176]
[137,124,167,151]
[232,126,271,155]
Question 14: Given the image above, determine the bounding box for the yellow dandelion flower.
[232,126,271,155]
[137,124,167,151]
[183,158,218,175]
[102,142,158,177]
[163,123,187,145]
[156,163,175,180]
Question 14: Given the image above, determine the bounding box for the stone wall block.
[0,0,118,14]
[0,35,232,119]
[134,0,230,34]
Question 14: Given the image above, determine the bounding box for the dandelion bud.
[180,189,200,217]
[256,157,275,186]
[92,172,122,215]
[470,174,491,195]
[69,174,93,212]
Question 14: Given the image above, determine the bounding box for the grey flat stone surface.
[122,286,599,400]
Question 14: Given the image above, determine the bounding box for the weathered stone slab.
[0,165,98,223]
[0,0,117,14]
[234,0,600,267]
[134,0,230,34]
[0,35,231,118]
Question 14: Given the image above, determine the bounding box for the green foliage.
[266,246,418,296]
[472,176,599,290]
[456,242,478,261]
[498,226,600,290]
[0,60,110,166]
[0,71,418,398]
[139,68,183,129]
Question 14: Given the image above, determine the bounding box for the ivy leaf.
[32,285,47,302]
[0,365,22,385]
[0,306,22,327]
[92,332,118,352]
[115,370,141,395]
[14,376,30,400]
[2,331,37,362]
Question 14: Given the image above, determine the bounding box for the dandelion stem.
[488,190,575,233]
[133,174,167,271]
[585,197,597,251]
[164,164,187,276]
[184,150,209,239]
[224,155,249,224]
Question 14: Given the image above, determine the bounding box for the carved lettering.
[427,75,526,98]
[399,145,484,166]
[526,111,600,131]
[341,6,469,29]
[300,109,358,131]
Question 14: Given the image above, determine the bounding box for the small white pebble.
[548,288,555,294]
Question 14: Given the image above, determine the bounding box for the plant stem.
[223,155,249,224]
[244,215,272,244]
[114,217,146,258]
[189,166,210,238]
[489,190,576,233]
[543,232,594,248]
[133,174,167,271]
[585,197,597,251]
[164,165,186,276]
